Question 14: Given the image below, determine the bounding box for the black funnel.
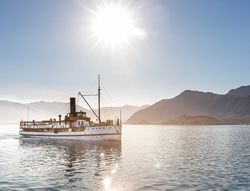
[70,97,76,114]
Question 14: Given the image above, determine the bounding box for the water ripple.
[0,125,250,190]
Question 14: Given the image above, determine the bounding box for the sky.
[0,0,250,107]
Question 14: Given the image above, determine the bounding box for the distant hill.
[94,105,149,123]
[164,115,222,125]
[0,100,147,125]
[0,101,27,125]
[126,87,250,125]
[227,85,250,97]
[0,101,87,125]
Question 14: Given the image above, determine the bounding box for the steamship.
[19,76,122,141]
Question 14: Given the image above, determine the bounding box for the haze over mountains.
[1,85,250,125]
[0,100,148,125]
[126,86,250,125]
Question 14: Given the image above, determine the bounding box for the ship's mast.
[98,74,101,124]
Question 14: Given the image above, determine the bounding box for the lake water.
[0,125,250,191]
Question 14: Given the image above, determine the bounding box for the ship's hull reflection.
[19,138,122,190]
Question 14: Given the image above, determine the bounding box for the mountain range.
[0,100,148,125]
[126,85,250,125]
[1,85,250,125]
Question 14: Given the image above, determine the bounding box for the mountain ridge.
[0,100,148,125]
[2,85,250,125]
[126,86,250,125]
[226,85,250,97]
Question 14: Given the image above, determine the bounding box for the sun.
[93,5,133,45]
[88,2,145,48]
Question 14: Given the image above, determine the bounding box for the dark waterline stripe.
[20,133,121,137]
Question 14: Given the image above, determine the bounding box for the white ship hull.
[20,125,122,141]
[19,80,122,142]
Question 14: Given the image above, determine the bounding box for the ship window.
[99,127,101,129]
[92,128,94,130]
[110,127,111,129]
[103,127,105,129]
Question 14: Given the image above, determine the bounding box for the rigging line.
[83,78,98,95]
[102,94,117,120]
[77,94,85,112]
[80,94,98,96]
[50,103,69,118]
[94,95,99,120]
[101,82,119,118]
[102,96,112,118]
[78,92,100,122]
[101,95,110,120]
[77,94,88,109]
[101,81,118,107]
[77,92,98,113]
[78,92,99,121]
[77,78,98,114]
[101,90,116,118]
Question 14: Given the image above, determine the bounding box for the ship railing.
[92,120,120,126]
[21,125,69,129]
[20,120,69,129]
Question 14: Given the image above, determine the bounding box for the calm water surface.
[0,125,250,191]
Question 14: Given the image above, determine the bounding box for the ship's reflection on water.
[2,125,250,190]
[19,138,122,190]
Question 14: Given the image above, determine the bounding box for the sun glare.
[88,2,146,49]
[94,6,133,45]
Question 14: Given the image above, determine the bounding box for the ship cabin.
[20,96,120,133]
[20,97,91,132]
